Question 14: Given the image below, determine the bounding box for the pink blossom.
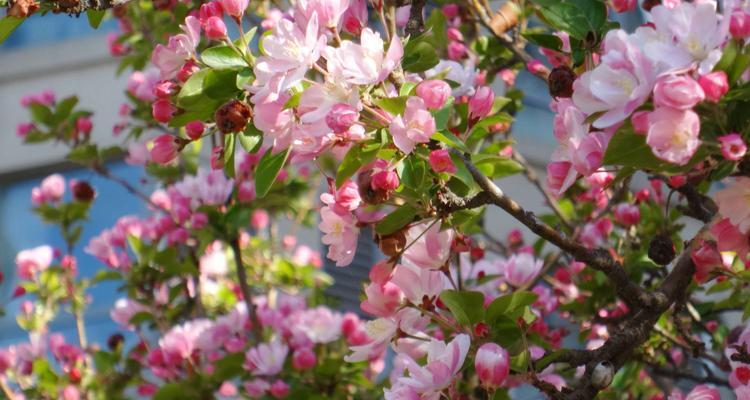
[198,1,223,23]
[174,169,235,207]
[389,97,436,154]
[690,241,722,283]
[447,41,467,60]
[150,134,179,164]
[361,281,403,317]
[710,218,750,263]
[253,97,294,150]
[546,161,576,197]
[16,122,34,138]
[646,2,727,74]
[151,16,201,79]
[20,90,55,107]
[646,107,701,166]
[127,68,160,102]
[219,0,248,19]
[719,133,747,161]
[15,245,53,280]
[572,30,656,128]
[261,9,284,30]
[319,204,359,267]
[611,0,636,13]
[372,169,399,191]
[289,306,343,343]
[699,71,730,104]
[391,263,446,303]
[469,86,494,121]
[394,334,470,397]
[323,28,403,86]
[653,74,705,110]
[715,177,750,234]
[185,121,205,140]
[60,385,80,400]
[402,221,454,270]
[326,103,359,134]
[502,253,543,288]
[32,174,65,205]
[244,338,289,375]
[668,385,720,400]
[429,149,457,174]
[580,219,613,248]
[526,59,548,76]
[341,0,367,34]
[416,80,451,110]
[244,379,270,398]
[613,203,640,226]
[75,117,92,136]
[631,110,650,134]
[125,141,149,166]
[394,5,410,28]
[475,342,510,389]
[252,17,326,103]
[294,0,350,30]
[111,298,147,329]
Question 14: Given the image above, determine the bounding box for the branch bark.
[229,237,262,341]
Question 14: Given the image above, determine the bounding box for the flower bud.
[358,173,390,204]
[475,342,510,389]
[326,103,359,134]
[219,0,248,19]
[75,117,93,136]
[154,80,177,98]
[150,134,180,164]
[442,3,459,18]
[251,210,270,231]
[215,99,252,133]
[613,204,640,226]
[292,348,317,370]
[199,1,223,23]
[653,74,704,110]
[468,86,494,121]
[691,241,722,283]
[416,80,451,110]
[185,120,205,140]
[731,9,750,38]
[177,60,200,82]
[429,149,457,174]
[72,181,95,202]
[611,0,636,13]
[548,65,576,98]
[371,170,399,191]
[269,380,289,399]
[447,41,467,60]
[205,16,227,40]
[211,146,224,169]
[152,99,175,123]
[698,71,729,103]
[718,133,747,161]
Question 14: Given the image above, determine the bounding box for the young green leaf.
[255,148,290,198]
[439,290,486,326]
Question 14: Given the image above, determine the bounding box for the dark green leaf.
[433,131,469,153]
[54,96,79,123]
[486,291,538,321]
[255,148,290,198]
[521,32,563,50]
[223,133,236,178]
[403,40,440,72]
[336,139,382,186]
[374,204,418,235]
[28,103,54,126]
[530,0,607,40]
[376,96,408,115]
[439,289,486,326]
[67,144,99,166]
[472,155,524,178]
[0,17,24,44]
[433,97,454,131]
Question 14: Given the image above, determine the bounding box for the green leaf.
[54,96,79,123]
[602,127,707,172]
[0,17,24,45]
[67,144,99,165]
[28,103,54,126]
[424,10,447,52]
[433,131,469,153]
[374,204,418,235]
[93,351,116,372]
[433,97,455,131]
[233,26,258,48]
[715,39,739,74]
[472,155,524,179]
[177,69,211,108]
[376,96,408,115]
[203,69,241,100]
[255,148,290,198]
[530,0,607,40]
[202,45,247,70]
[86,9,106,29]
[129,311,153,325]
[486,291,538,321]
[400,82,417,97]
[236,67,254,89]
[521,32,563,51]
[403,40,440,72]
[212,353,245,382]
[92,269,121,283]
[439,289,486,326]
[238,126,263,153]
[743,299,750,321]
[153,383,201,400]
[336,139,382,186]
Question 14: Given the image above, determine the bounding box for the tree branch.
[229,237,262,341]
[404,0,425,37]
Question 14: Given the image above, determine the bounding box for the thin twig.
[229,237,262,341]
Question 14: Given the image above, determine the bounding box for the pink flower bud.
[371,170,399,190]
[199,1,223,23]
[16,122,35,138]
[446,27,464,42]
[150,134,179,164]
[468,86,494,121]
[177,60,200,82]
[40,174,66,203]
[653,74,704,110]
[326,103,359,134]
[20,300,34,316]
[251,210,270,231]
[442,4,459,18]
[269,380,289,399]
[429,149,457,174]
[185,120,205,140]
[447,41,467,60]
[191,212,208,229]
[395,5,410,28]
[137,384,158,396]
[698,71,729,103]
[611,0,636,13]
[292,348,317,370]
[546,161,574,197]
[211,146,224,169]
[218,382,237,397]
[718,133,747,161]
[75,117,93,136]
[416,80,451,109]
[154,80,177,98]
[731,9,750,38]
[61,385,80,400]
[475,342,510,389]
[499,69,516,87]
[205,16,227,40]
[691,242,722,283]
[526,59,549,76]
[613,204,640,226]
[219,0,248,19]
[152,99,175,123]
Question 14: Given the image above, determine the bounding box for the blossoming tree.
[3,0,750,398]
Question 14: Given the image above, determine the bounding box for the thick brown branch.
[404,0,425,37]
